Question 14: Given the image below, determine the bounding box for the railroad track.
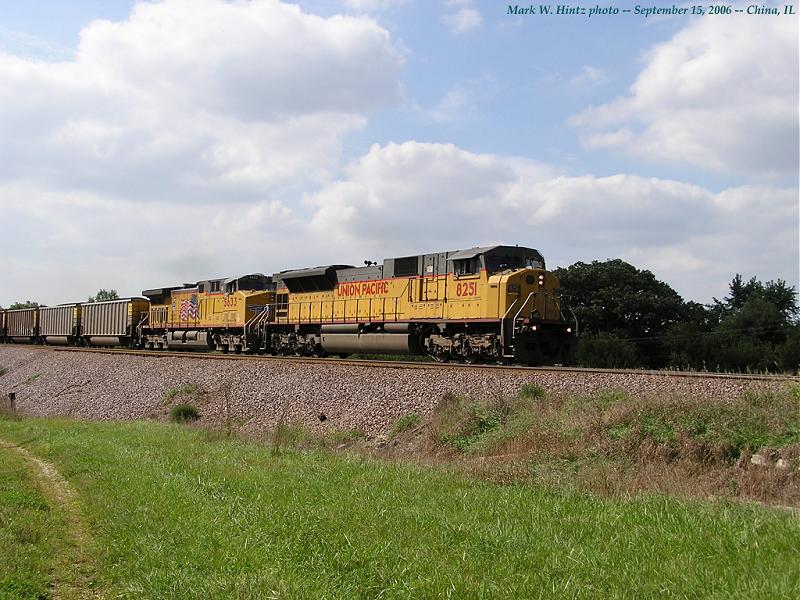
[13,344,794,382]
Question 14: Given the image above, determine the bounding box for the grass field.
[0,417,798,599]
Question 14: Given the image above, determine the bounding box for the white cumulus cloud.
[571,12,799,178]
[0,0,404,202]
[307,142,798,301]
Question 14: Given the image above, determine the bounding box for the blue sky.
[0,0,797,305]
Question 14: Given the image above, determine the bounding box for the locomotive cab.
[444,245,574,364]
[482,249,575,365]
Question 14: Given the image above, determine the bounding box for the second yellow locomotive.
[141,274,272,352]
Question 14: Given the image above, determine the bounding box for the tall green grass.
[0,418,798,599]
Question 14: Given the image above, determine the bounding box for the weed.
[389,413,421,439]
[23,373,40,385]
[169,403,199,423]
[518,383,545,400]
[638,410,676,445]
[271,422,290,456]
[591,389,628,408]
[607,424,632,440]
[433,393,511,452]
[271,398,292,456]
[180,382,202,396]
[0,366,7,377]
[163,382,204,406]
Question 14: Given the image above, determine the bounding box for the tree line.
[553,260,799,373]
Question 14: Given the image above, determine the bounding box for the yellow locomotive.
[141,274,272,352]
[267,245,575,364]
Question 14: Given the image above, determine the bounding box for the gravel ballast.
[0,346,793,437]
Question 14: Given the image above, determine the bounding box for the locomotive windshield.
[485,255,544,274]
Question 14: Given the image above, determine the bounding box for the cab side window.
[454,258,480,276]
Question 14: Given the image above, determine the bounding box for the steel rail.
[5,344,795,382]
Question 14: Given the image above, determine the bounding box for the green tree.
[9,300,40,309]
[553,259,686,367]
[712,275,798,324]
[87,289,119,303]
[669,275,798,373]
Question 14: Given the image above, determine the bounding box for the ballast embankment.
[0,346,791,436]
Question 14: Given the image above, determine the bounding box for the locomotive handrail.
[513,292,536,326]
[136,313,149,340]
[499,295,523,357]
[570,306,579,335]
[245,307,269,335]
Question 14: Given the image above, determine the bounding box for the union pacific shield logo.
[179,295,198,320]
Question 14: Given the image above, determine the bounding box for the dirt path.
[0,438,96,599]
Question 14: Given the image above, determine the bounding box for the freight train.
[0,245,576,365]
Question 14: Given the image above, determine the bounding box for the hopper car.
[0,245,576,365]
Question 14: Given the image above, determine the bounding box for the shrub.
[389,413,422,439]
[518,383,545,400]
[170,403,199,423]
[575,333,639,368]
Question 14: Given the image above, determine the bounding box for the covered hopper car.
[5,307,38,344]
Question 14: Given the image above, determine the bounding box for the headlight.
[566,327,572,333]
[508,284,520,293]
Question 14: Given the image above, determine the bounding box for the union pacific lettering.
[337,281,390,297]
